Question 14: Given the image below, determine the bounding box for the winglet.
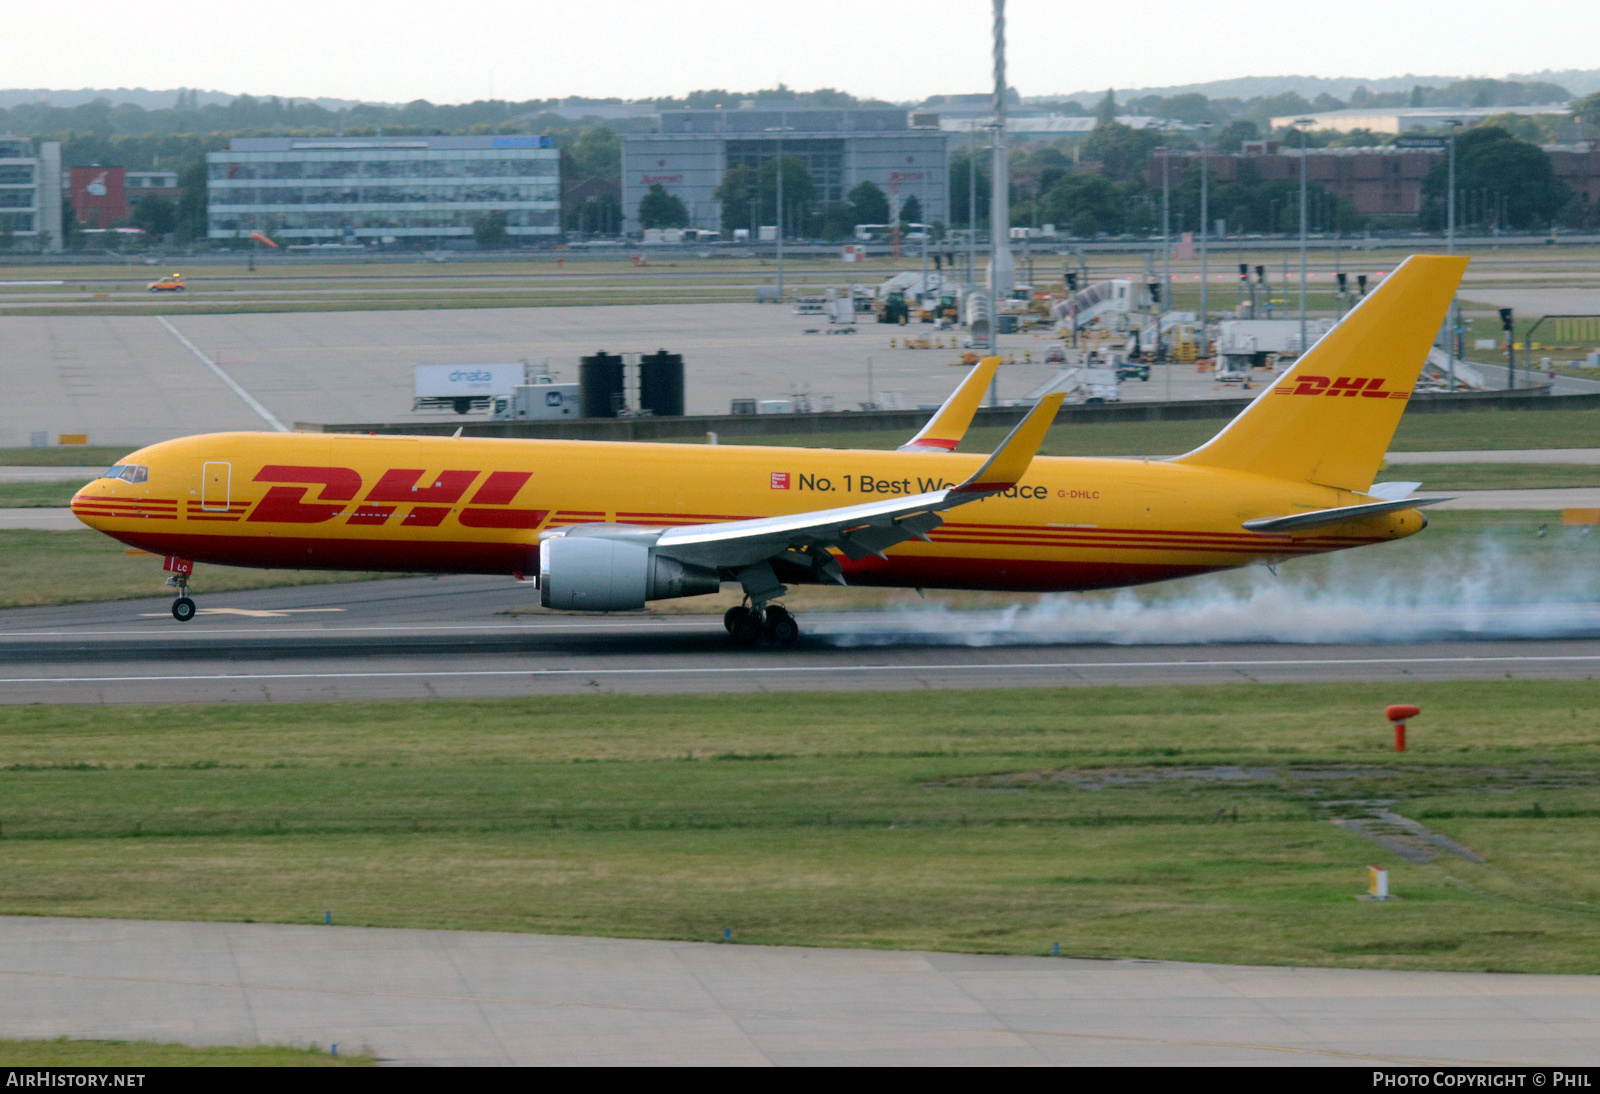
[952,392,1064,494]
[899,356,1001,452]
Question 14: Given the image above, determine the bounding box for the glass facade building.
[0,137,63,251]
[206,135,560,243]
[621,109,949,235]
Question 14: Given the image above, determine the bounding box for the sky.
[8,0,1600,105]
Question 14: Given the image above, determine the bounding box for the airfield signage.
[1394,136,1448,150]
[414,363,526,398]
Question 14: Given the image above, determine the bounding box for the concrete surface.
[1386,449,1600,464]
[3,576,1600,705]
[1,916,1595,1066]
[0,466,103,482]
[1431,489,1600,510]
[0,307,1247,449]
[0,509,81,530]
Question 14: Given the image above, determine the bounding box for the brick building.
[1550,144,1600,212]
[1147,142,1600,223]
[1146,145,1442,217]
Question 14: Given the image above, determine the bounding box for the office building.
[206,135,559,244]
[0,136,63,251]
[621,108,950,235]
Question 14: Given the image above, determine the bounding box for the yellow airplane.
[73,255,1466,647]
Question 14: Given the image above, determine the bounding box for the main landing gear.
[166,572,196,622]
[723,603,800,648]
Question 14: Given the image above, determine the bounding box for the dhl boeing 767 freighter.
[71,255,1466,647]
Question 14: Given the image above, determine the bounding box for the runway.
[2,916,1595,1066]
[3,576,1600,705]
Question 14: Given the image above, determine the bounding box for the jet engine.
[539,533,720,611]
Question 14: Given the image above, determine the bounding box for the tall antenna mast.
[989,0,1015,296]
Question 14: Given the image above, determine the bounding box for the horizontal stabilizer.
[1242,495,1451,534]
[1368,481,1422,501]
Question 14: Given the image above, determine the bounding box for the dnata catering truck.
[413,363,528,415]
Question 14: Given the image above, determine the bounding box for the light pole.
[766,126,795,301]
[1294,117,1314,358]
[987,0,1010,409]
[1158,147,1171,374]
[1446,118,1462,390]
[1198,122,1211,358]
[910,222,931,309]
[967,126,977,290]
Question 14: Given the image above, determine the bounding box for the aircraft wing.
[1241,494,1452,534]
[654,393,1064,577]
[898,355,1001,452]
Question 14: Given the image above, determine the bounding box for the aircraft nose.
[69,482,109,529]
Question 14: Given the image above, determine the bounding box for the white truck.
[493,379,581,420]
[413,363,529,414]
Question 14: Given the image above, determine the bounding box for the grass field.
[729,406,1600,458]
[0,446,127,468]
[0,1038,370,1066]
[0,481,92,507]
[1,682,1597,972]
[0,530,396,609]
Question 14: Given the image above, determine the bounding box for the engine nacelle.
[539,534,720,611]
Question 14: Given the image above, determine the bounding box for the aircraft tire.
[768,613,800,648]
[171,597,196,622]
[724,606,748,634]
[730,614,763,647]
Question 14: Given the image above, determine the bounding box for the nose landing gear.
[166,572,197,622]
[723,603,800,648]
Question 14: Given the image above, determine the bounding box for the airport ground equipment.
[1049,279,1134,332]
[494,380,582,421]
[1214,319,1336,382]
[1024,362,1120,404]
[414,362,529,415]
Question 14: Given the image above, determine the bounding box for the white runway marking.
[0,618,710,638]
[5,652,1600,686]
[136,607,347,618]
[155,315,288,432]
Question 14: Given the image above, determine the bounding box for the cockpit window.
[101,465,147,484]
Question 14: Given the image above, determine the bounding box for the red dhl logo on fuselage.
[238,466,547,529]
[1273,375,1409,399]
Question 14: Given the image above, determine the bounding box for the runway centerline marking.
[5,652,1600,686]
[0,619,715,639]
[136,607,347,619]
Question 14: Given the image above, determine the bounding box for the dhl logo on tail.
[1273,375,1409,399]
